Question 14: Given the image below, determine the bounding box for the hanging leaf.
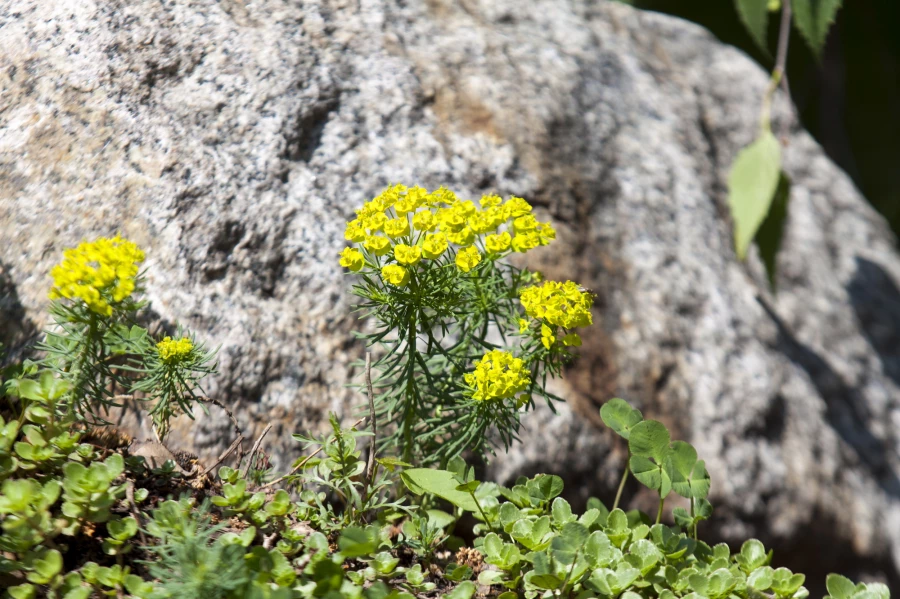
[755,171,791,291]
[728,131,782,260]
[734,0,772,54]
[791,0,843,57]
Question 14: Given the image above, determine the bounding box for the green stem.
[470,492,495,533]
[401,313,417,465]
[612,460,629,511]
[655,495,664,526]
[691,497,697,540]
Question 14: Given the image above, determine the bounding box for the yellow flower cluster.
[340,184,555,287]
[48,235,145,316]
[519,281,593,350]
[157,336,194,363]
[464,349,531,402]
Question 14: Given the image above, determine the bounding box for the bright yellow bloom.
[436,206,467,232]
[339,247,365,271]
[455,246,482,273]
[511,232,540,253]
[469,211,500,235]
[503,196,532,218]
[536,222,556,246]
[362,212,388,232]
[357,198,386,218]
[541,324,555,350]
[384,217,411,238]
[394,244,422,266]
[485,231,512,253]
[381,264,409,287]
[157,336,193,363]
[464,349,530,401]
[49,235,145,316]
[458,200,477,217]
[513,214,538,234]
[429,186,459,206]
[345,219,367,242]
[519,280,594,330]
[364,235,392,256]
[422,233,449,259]
[447,226,475,247]
[412,210,438,232]
[518,318,530,333]
[480,194,502,208]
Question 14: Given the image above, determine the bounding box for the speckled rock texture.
[2,0,899,587]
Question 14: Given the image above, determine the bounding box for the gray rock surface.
[2,0,899,587]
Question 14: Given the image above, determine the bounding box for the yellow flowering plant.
[18,236,217,434]
[339,184,593,464]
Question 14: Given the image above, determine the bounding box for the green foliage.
[792,0,844,57]
[728,131,783,261]
[0,237,885,599]
[735,0,773,56]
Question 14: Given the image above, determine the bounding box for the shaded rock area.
[1,0,898,589]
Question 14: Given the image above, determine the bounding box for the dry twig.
[240,422,273,479]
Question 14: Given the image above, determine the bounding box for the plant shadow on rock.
[849,257,900,388]
[755,292,900,593]
[0,260,37,367]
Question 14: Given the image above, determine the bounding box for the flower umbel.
[48,235,145,316]
[465,350,530,401]
[520,280,594,350]
[157,336,194,364]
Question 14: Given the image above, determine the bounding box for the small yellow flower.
[456,246,482,273]
[437,206,467,232]
[344,219,367,242]
[447,226,475,247]
[480,194,502,208]
[412,210,438,232]
[518,318,530,333]
[339,247,365,271]
[363,213,388,232]
[503,196,532,218]
[394,244,422,266]
[384,217,411,238]
[157,336,194,363]
[541,324,556,350]
[381,264,409,287]
[364,235,392,256]
[485,231,512,253]
[511,232,540,253]
[513,214,538,234]
[464,349,530,401]
[536,222,556,246]
[422,233,448,259]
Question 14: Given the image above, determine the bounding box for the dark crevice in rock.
[282,96,341,163]
[0,261,37,367]
[848,257,900,387]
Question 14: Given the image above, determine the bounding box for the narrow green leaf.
[735,0,772,54]
[728,131,782,260]
[792,0,843,57]
[755,171,791,291]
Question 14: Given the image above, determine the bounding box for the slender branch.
[261,416,366,490]
[656,495,665,526]
[762,0,794,134]
[240,422,273,479]
[199,434,244,478]
[198,395,246,468]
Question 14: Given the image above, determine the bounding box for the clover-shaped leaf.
[735,539,768,573]
[551,497,576,527]
[600,398,643,440]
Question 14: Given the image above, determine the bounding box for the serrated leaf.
[792,0,843,57]
[735,0,772,53]
[728,131,782,260]
[600,398,643,440]
[756,170,791,291]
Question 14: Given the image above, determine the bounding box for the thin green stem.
[612,460,629,511]
[691,497,697,541]
[656,495,664,526]
[470,491,495,533]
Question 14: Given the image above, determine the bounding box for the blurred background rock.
[1,0,899,593]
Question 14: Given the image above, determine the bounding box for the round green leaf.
[600,398,643,440]
[628,420,671,462]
